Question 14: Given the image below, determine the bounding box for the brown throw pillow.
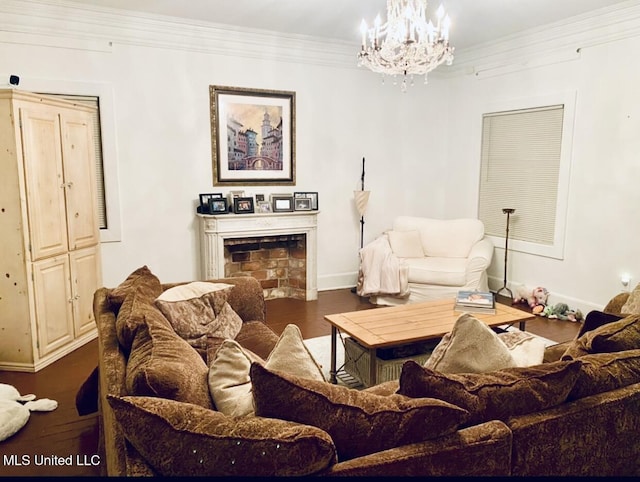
[108,266,161,310]
[126,309,213,410]
[567,349,640,401]
[562,315,640,359]
[589,315,640,353]
[155,282,243,350]
[398,359,582,426]
[250,363,469,461]
[116,287,164,351]
[107,395,337,476]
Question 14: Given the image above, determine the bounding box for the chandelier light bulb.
[357,0,455,91]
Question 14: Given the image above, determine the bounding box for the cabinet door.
[20,107,69,260]
[32,255,74,357]
[70,246,101,337]
[60,111,100,250]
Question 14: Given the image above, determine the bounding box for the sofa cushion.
[387,230,424,258]
[208,324,325,417]
[250,362,469,461]
[154,282,243,350]
[206,320,280,363]
[107,395,337,476]
[567,349,640,401]
[398,359,582,426]
[115,280,164,352]
[424,314,517,373]
[108,266,161,310]
[405,257,468,286]
[393,217,484,258]
[562,315,640,359]
[126,309,213,410]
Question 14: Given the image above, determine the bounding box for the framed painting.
[210,85,296,186]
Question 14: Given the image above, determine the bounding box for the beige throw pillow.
[621,283,640,315]
[155,282,243,350]
[424,313,517,373]
[387,230,424,258]
[208,324,325,417]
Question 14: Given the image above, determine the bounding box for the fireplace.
[197,212,318,300]
[224,234,306,299]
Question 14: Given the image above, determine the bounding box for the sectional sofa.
[91,267,640,476]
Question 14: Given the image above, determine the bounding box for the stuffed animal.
[514,285,549,309]
[541,302,584,322]
[0,384,57,442]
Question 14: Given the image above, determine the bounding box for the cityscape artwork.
[210,86,296,186]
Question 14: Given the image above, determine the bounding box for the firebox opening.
[224,234,307,300]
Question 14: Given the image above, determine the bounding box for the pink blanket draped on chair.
[357,234,409,298]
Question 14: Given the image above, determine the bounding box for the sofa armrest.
[465,237,494,282]
[216,276,267,323]
[93,287,131,476]
[320,420,512,476]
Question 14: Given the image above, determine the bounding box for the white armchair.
[367,216,494,306]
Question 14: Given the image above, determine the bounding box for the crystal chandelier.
[358,0,454,91]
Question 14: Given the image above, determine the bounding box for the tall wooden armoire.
[0,89,102,372]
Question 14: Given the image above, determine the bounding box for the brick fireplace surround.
[224,234,307,299]
[197,212,318,300]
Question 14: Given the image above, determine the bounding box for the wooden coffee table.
[324,298,534,385]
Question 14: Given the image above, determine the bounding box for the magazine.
[454,290,495,314]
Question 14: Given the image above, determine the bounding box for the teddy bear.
[0,383,58,442]
[513,285,549,310]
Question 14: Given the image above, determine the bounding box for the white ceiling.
[69,0,632,51]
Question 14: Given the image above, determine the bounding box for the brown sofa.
[93,269,640,476]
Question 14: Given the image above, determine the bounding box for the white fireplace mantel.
[197,211,319,300]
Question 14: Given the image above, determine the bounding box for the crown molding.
[441,0,640,78]
[2,0,640,77]
[0,0,356,68]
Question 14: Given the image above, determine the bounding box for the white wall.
[3,0,639,316]
[443,34,640,314]
[0,0,449,290]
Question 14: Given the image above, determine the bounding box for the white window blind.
[50,94,107,230]
[478,105,564,246]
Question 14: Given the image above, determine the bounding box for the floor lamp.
[496,208,515,301]
[352,157,370,294]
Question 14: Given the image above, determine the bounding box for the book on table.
[454,290,496,314]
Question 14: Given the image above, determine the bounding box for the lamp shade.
[354,190,370,216]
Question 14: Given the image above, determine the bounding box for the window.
[478,93,575,259]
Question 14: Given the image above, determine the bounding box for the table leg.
[369,347,377,387]
[519,320,526,331]
[330,326,337,384]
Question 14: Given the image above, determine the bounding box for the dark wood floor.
[0,289,580,476]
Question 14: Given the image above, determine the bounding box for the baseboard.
[318,272,358,292]
[487,276,603,316]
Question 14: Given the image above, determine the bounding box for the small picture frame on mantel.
[294,191,318,210]
[272,195,294,212]
[294,197,312,211]
[233,197,255,214]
